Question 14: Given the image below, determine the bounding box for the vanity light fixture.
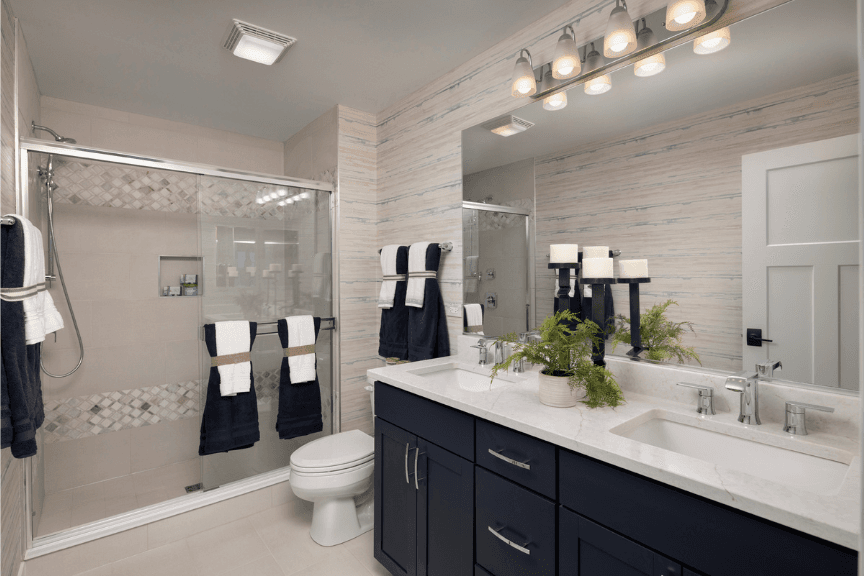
[583,43,604,73]
[585,74,612,95]
[482,115,535,137]
[510,49,537,98]
[541,65,568,111]
[223,19,297,65]
[634,19,666,77]
[552,25,581,79]
[665,0,707,31]
[603,0,637,58]
[693,26,731,54]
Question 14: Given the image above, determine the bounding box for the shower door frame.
[18,137,342,558]
[462,200,535,334]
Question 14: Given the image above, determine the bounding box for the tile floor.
[69,489,388,576]
[36,458,199,537]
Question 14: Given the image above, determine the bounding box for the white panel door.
[742,134,859,388]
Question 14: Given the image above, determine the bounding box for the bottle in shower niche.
[181,274,198,296]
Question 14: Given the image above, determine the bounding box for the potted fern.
[611,300,702,365]
[490,310,625,408]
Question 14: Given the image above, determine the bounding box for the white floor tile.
[186,518,271,575]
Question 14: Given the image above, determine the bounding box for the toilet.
[289,387,376,546]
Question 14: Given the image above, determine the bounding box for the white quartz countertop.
[368,353,861,550]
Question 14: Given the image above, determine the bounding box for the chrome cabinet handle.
[488,525,530,555]
[413,448,426,490]
[488,448,531,470]
[404,443,410,484]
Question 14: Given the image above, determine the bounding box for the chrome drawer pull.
[488,448,531,470]
[414,448,425,490]
[488,525,531,555]
[404,443,410,484]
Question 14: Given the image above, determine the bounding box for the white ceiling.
[462,0,859,175]
[10,0,574,142]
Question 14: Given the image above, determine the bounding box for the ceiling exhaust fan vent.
[223,19,297,65]
[482,115,535,137]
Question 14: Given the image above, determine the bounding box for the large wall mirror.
[461,0,860,392]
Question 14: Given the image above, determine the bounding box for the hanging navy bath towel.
[276,317,323,439]
[198,322,260,456]
[406,244,450,361]
[1,219,44,459]
[378,245,409,359]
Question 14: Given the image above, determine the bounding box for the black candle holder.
[548,263,581,320]
[617,278,651,358]
[581,277,616,366]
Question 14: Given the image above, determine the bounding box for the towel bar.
[1,216,16,226]
[199,317,337,340]
[378,242,452,255]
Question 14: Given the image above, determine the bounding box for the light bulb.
[510,50,537,98]
[634,54,666,77]
[603,3,637,58]
[543,91,567,111]
[552,28,581,80]
[665,0,707,31]
[584,75,612,95]
[694,27,731,54]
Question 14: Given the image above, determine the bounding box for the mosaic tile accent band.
[41,371,287,444]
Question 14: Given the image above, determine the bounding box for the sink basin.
[612,413,851,494]
[407,362,517,392]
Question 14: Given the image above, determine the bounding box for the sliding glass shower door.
[198,176,333,489]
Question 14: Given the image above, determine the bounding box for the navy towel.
[1,219,44,459]
[276,317,323,439]
[198,322,260,456]
[378,246,409,359]
[407,244,450,361]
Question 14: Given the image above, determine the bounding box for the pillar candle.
[550,244,579,263]
[619,259,649,278]
[582,257,613,278]
[583,246,610,259]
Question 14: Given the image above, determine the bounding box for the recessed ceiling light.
[482,116,535,137]
[223,19,296,65]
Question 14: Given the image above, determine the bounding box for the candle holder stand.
[581,277,616,366]
[548,263,581,321]
[617,278,651,358]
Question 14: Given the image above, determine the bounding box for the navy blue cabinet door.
[375,418,418,576]
[560,507,682,576]
[417,438,474,576]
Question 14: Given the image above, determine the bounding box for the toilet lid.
[290,430,374,471]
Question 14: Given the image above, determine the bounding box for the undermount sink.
[407,362,518,392]
[612,412,852,494]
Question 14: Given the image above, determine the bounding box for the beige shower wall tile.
[44,429,132,494]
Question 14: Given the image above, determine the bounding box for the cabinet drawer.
[560,450,857,576]
[560,506,681,576]
[476,467,555,576]
[476,419,556,499]
[375,382,475,461]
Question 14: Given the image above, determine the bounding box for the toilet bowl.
[289,428,375,546]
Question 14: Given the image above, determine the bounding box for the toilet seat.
[290,430,374,474]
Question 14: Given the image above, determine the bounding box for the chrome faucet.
[492,340,505,365]
[471,339,491,366]
[756,359,782,379]
[783,401,834,436]
[676,382,716,415]
[512,333,528,373]
[725,371,760,425]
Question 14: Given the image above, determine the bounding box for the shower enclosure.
[17,139,338,551]
[462,201,532,335]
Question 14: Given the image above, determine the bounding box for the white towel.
[1,215,64,344]
[464,304,484,335]
[378,245,402,309]
[405,242,432,308]
[286,315,317,384]
[214,321,251,397]
[313,253,331,301]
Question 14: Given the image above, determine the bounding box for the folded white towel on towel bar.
[286,315,317,384]
[378,245,402,309]
[405,242,433,309]
[464,304,484,335]
[214,321,251,397]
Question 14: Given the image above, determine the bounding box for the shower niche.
[158,255,204,297]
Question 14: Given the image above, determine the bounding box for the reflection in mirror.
[461,0,859,390]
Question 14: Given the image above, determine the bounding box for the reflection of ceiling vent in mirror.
[482,116,534,137]
[223,19,297,65]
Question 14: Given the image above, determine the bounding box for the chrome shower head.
[32,122,76,144]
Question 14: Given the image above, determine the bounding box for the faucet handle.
[756,360,782,378]
[724,372,757,392]
[784,401,834,435]
[677,382,715,415]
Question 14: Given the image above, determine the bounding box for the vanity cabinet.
[373,382,857,576]
[374,385,475,576]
